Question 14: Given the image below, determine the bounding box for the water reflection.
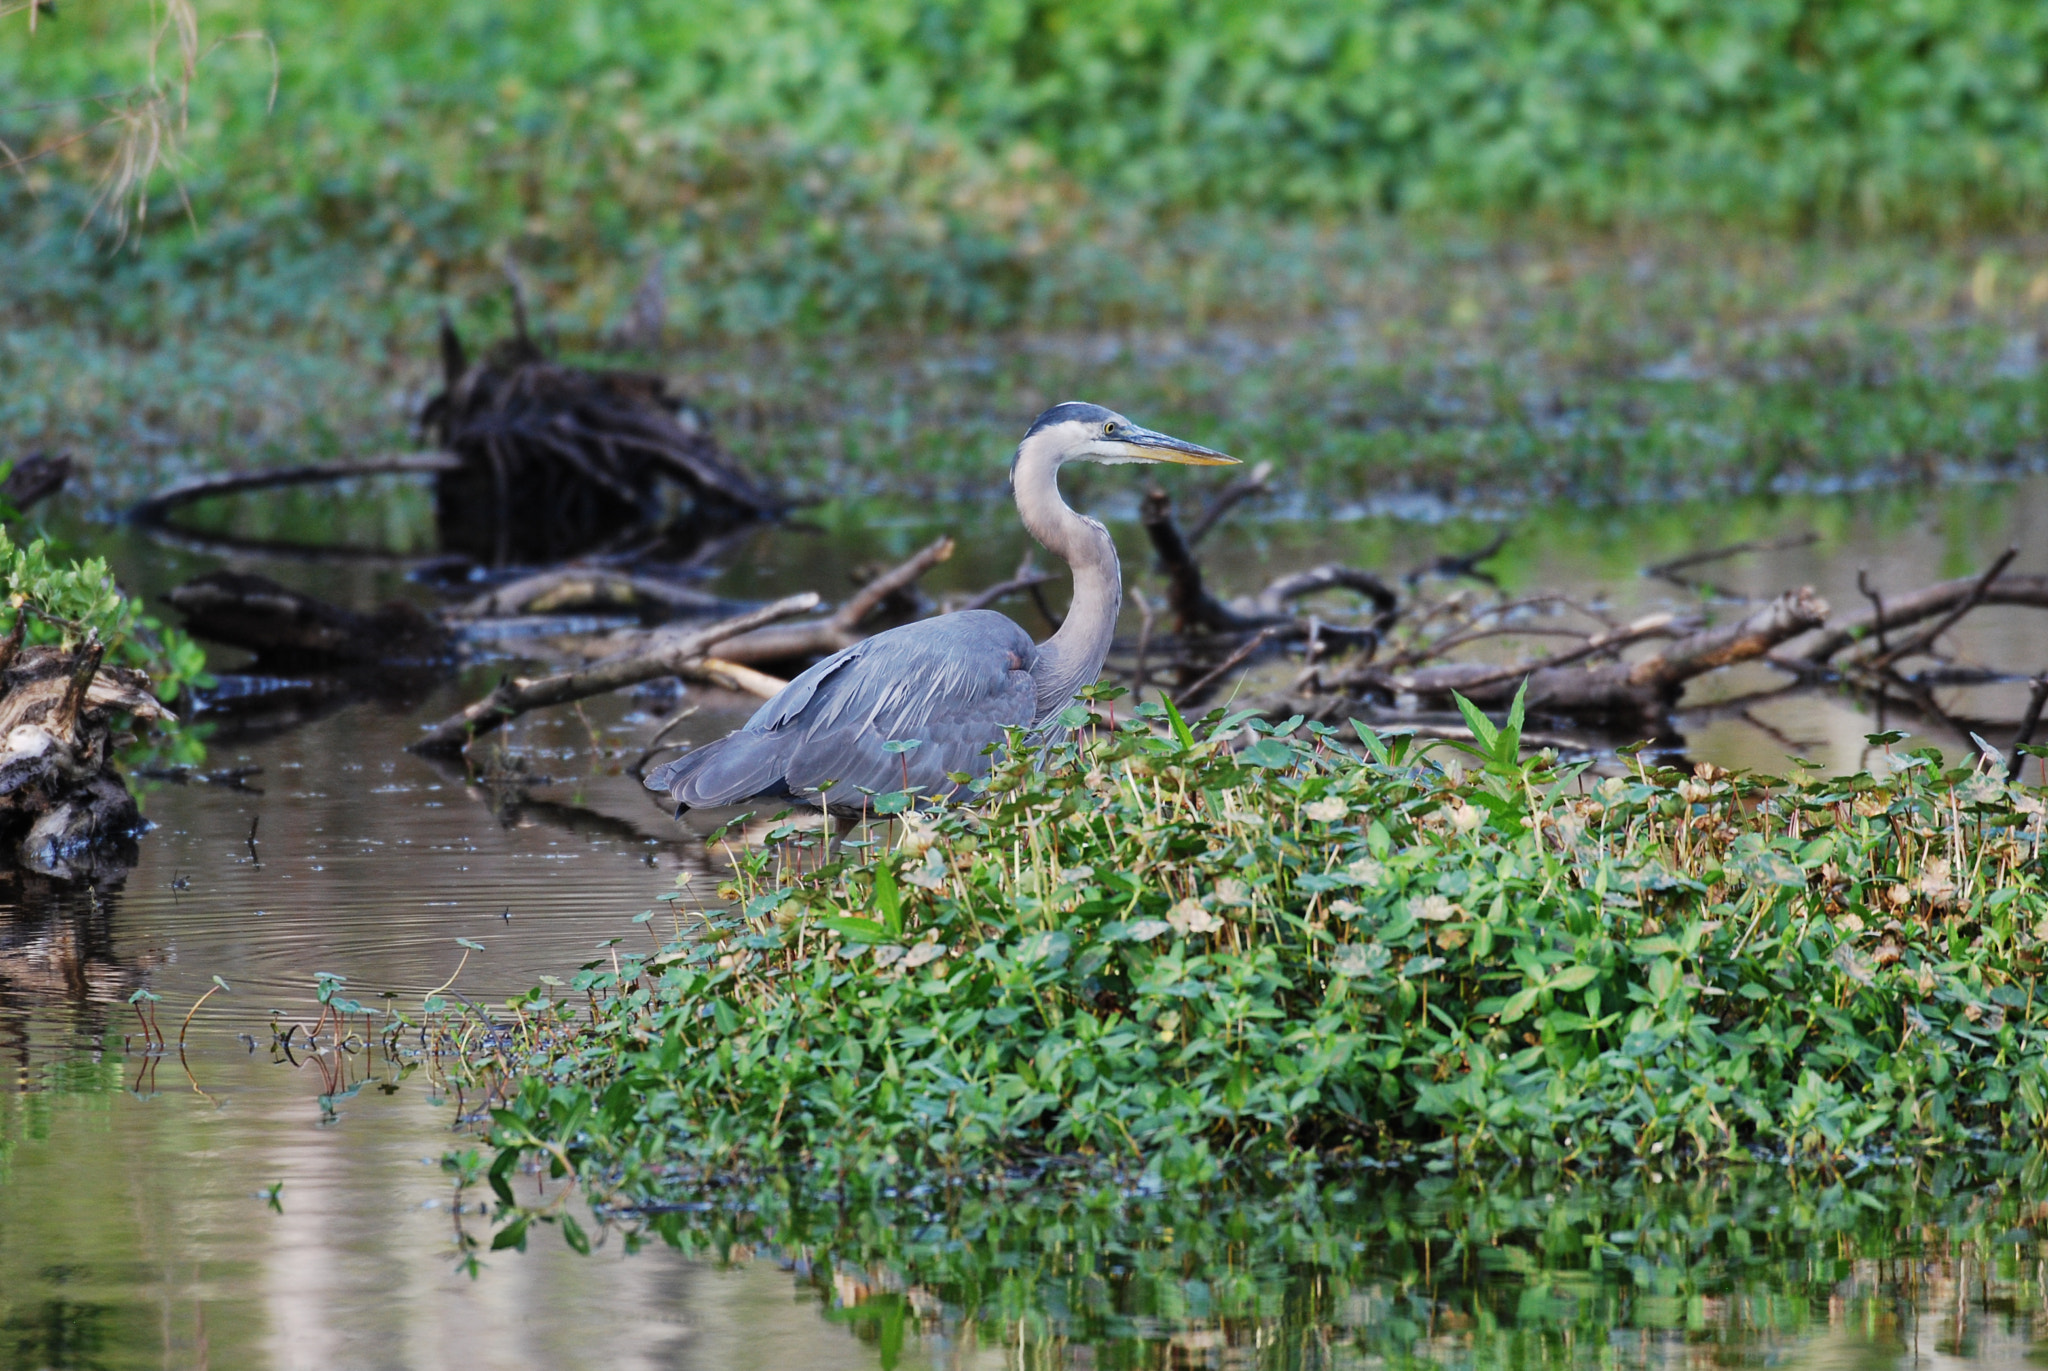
[627,1168,2046,1371]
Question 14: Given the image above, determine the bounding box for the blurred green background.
[5,0,2047,504]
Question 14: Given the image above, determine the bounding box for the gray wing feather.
[645,610,1038,809]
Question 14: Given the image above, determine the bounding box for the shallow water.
[3,470,2046,1367]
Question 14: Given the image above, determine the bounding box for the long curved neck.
[1012,438,1121,721]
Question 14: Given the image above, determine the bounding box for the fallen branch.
[2010,677,2048,783]
[1253,564,1399,622]
[1404,530,1509,587]
[168,572,455,666]
[1646,531,1818,594]
[949,552,1052,615]
[680,657,788,700]
[1141,487,1268,634]
[408,593,820,756]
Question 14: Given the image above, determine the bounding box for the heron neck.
[1013,443,1121,721]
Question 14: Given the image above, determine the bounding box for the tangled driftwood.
[0,631,172,876]
[131,318,781,568]
[423,318,780,564]
[1113,487,2047,766]
[2,452,71,512]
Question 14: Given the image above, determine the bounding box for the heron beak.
[1115,426,1240,466]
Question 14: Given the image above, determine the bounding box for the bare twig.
[1404,530,1509,587]
[1646,531,1819,594]
[1129,589,1157,701]
[2009,676,2048,784]
[1856,570,1889,657]
[950,552,1052,615]
[1185,460,1274,546]
[1863,548,2017,672]
[1178,627,1283,708]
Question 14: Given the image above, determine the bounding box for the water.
[3,471,2046,1367]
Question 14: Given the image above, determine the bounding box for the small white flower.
[1450,801,1485,833]
[1329,899,1364,920]
[901,942,948,969]
[1304,796,1349,823]
[1214,877,1252,907]
[1343,858,1385,887]
[1166,899,1224,935]
[1411,894,1458,922]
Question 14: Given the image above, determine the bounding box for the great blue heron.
[645,402,1237,811]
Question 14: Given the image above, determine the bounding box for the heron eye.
[1103,421,1117,435]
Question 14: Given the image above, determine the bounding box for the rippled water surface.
[3,471,2046,1368]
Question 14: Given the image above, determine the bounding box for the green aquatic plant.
[0,522,209,702]
[462,692,2048,1215]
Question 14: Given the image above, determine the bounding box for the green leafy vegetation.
[451,694,2048,1215]
[0,521,209,702]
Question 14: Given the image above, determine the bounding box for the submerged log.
[423,319,782,564]
[167,572,456,667]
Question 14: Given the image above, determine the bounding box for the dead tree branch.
[1178,627,1284,709]
[2010,676,2048,783]
[1646,531,1818,595]
[949,552,1052,615]
[1862,547,2017,672]
[1185,460,1274,546]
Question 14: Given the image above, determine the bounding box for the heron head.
[1019,401,1238,469]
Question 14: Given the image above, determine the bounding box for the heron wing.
[646,610,1039,808]
[777,611,1038,800]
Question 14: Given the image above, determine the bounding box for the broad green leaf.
[1451,691,1499,754]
